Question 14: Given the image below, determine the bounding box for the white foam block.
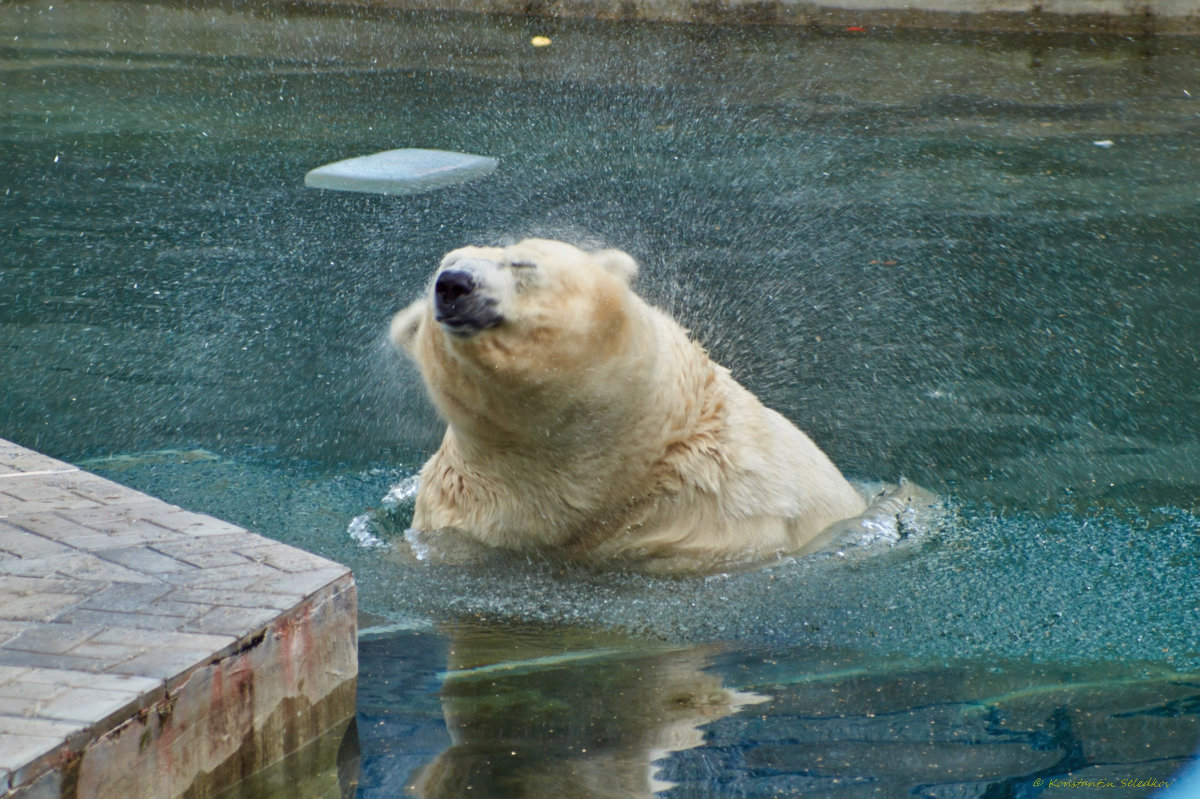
[304,148,498,195]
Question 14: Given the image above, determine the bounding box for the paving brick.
[0,575,93,595]
[108,648,218,681]
[77,583,174,612]
[0,715,79,742]
[181,605,282,636]
[61,521,188,550]
[92,546,198,575]
[146,508,248,537]
[0,666,30,687]
[136,598,216,619]
[3,512,105,544]
[1,553,160,584]
[0,679,71,718]
[0,588,85,623]
[55,607,197,633]
[175,564,350,599]
[151,535,262,569]
[2,623,100,656]
[0,624,29,648]
[70,529,189,553]
[253,567,354,598]
[0,649,109,673]
[54,501,180,534]
[0,678,64,703]
[4,470,139,505]
[164,587,299,612]
[0,444,71,476]
[53,473,154,507]
[34,686,144,724]
[89,627,234,656]
[18,668,160,695]
[0,523,73,559]
[0,731,65,774]
[64,641,146,666]
[165,562,287,591]
[91,595,211,620]
[0,694,57,718]
[0,481,104,511]
[236,541,338,573]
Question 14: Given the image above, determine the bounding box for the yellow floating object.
[530,35,552,47]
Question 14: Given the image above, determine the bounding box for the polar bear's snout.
[435,269,475,304]
[433,265,504,336]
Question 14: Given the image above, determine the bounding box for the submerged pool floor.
[355,625,1200,797]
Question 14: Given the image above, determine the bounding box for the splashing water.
[339,469,1199,672]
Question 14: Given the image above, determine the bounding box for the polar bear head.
[391,239,644,440]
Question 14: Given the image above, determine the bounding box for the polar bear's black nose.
[435,270,475,304]
[433,268,503,335]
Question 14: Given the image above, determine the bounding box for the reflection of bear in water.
[391,238,866,573]
[407,621,765,798]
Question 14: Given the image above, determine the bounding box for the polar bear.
[390,238,866,572]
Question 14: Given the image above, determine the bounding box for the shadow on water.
[2,0,1199,795]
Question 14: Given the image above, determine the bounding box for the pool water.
[3,1,1199,795]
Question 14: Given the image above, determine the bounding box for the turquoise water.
[3,1,1199,795]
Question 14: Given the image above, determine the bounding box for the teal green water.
[2,2,1199,795]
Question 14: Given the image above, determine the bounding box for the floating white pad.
[304,148,498,195]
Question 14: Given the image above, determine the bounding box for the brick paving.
[0,438,357,796]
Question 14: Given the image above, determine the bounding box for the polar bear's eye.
[508,260,537,271]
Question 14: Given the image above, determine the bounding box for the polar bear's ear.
[594,248,639,285]
[389,300,427,357]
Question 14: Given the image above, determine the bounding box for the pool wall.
[317,0,1200,34]
[0,440,357,798]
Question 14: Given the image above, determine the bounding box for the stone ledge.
[0,439,357,798]
[310,0,1200,35]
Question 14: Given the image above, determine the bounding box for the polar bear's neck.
[427,302,733,542]
[448,303,721,463]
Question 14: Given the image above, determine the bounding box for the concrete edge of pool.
[314,0,1200,36]
[0,438,358,798]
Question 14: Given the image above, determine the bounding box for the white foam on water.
[803,477,943,556]
[347,475,421,550]
[347,512,390,550]
[382,474,420,508]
